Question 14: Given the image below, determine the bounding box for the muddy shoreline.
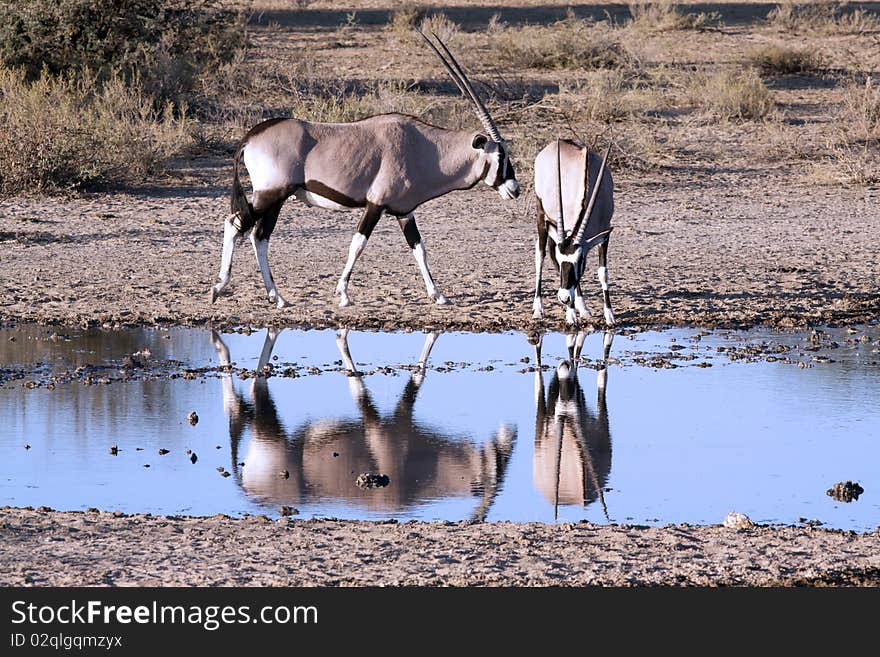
[1,507,878,587]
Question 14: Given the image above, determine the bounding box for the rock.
[158,448,169,455]
[826,481,864,503]
[280,470,290,479]
[220,471,231,478]
[355,473,391,489]
[109,445,118,455]
[279,506,299,516]
[187,411,199,425]
[189,452,198,464]
[723,511,754,529]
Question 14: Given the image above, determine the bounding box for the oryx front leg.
[211,217,240,303]
[249,201,289,309]
[336,204,382,308]
[533,204,549,319]
[574,283,589,320]
[399,214,447,305]
[598,240,616,326]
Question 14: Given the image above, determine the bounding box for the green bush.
[0,0,244,97]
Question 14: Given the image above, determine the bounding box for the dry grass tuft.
[386,7,460,47]
[627,1,721,31]
[766,2,880,35]
[494,18,633,70]
[689,68,776,121]
[840,77,880,138]
[748,44,826,75]
[0,67,193,196]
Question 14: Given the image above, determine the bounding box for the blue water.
[1,324,878,531]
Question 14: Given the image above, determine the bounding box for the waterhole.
[1,323,877,530]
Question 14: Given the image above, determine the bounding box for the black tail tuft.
[230,145,256,232]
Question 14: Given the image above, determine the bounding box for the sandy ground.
[2,163,879,334]
[2,507,878,586]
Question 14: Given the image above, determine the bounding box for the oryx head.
[554,141,612,307]
[421,31,520,200]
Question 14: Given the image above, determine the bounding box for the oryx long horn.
[556,138,566,238]
[574,141,613,244]
[419,30,504,143]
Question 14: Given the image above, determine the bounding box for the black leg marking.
[598,239,613,317]
[357,203,383,238]
[398,215,422,249]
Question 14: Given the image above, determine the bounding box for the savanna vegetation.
[1,0,878,196]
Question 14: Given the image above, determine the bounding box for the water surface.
[1,323,878,531]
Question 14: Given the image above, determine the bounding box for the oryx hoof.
[597,367,608,391]
[565,307,578,326]
[432,292,449,305]
[210,287,219,303]
[275,297,291,309]
[532,310,544,320]
[532,300,544,320]
[604,308,617,327]
[338,294,351,308]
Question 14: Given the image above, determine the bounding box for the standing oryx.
[210,32,519,310]
[532,139,615,326]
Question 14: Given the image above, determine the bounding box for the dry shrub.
[627,1,721,31]
[840,77,880,138]
[285,80,476,129]
[495,18,632,70]
[811,142,880,185]
[748,45,826,75]
[0,67,193,196]
[766,2,880,34]
[386,7,460,47]
[689,68,776,121]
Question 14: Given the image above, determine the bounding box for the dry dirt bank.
[2,507,878,586]
[2,166,879,334]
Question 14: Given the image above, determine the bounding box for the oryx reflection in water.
[531,330,614,520]
[211,328,516,520]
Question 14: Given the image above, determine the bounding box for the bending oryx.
[210,32,519,309]
[530,330,614,519]
[532,139,615,326]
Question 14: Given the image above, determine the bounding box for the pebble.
[723,511,754,529]
[187,411,199,425]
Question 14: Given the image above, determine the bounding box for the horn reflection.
[531,330,614,520]
[211,329,516,520]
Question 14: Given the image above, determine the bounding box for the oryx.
[210,32,519,310]
[210,328,515,520]
[532,139,615,326]
[530,330,614,519]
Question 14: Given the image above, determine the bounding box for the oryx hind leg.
[597,239,615,326]
[211,217,242,303]
[336,204,382,307]
[398,214,448,305]
[249,198,289,309]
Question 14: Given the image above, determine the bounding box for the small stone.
[143,464,151,468]
[109,445,118,455]
[279,506,299,516]
[158,448,169,455]
[280,470,290,479]
[723,511,754,529]
[189,452,198,464]
[355,473,391,489]
[24,444,30,450]
[333,452,339,458]
[187,411,199,425]
[220,471,230,478]
[826,481,864,503]
[185,449,192,455]
[216,466,225,473]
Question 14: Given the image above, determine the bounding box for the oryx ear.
[472,134,488,149]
